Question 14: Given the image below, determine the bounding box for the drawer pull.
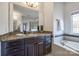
[38,42,43,45]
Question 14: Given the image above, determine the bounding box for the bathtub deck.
[54,36,79,55]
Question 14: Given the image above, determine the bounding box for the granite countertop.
[0,31,52,41]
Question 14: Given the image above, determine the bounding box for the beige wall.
[43,2,53,31]
[9,3,14,32]
[39,3,44,26]
[53,2,64,36]
[0,3,14,35]
[0,3,9,35]
[39,2,54,32]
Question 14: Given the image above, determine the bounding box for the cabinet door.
[0,3,9,35]
[24,43,28,56]
[38,42,43,56]
[45,35,52,45]
[24,37,44,56]
[1,39,24,56]
[24,38,32,56]
[43,35,52,55]
[25,38,36,56]
[27,43,43,56]
[27,44,35,56]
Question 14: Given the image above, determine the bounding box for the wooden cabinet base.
[43,45,52,55]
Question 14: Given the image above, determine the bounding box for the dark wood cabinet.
[24,37,43,56]
[0,35,52,56]
[1,39,24,56]
[43,35,52,55]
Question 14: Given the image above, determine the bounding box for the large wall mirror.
[12,3,39,33]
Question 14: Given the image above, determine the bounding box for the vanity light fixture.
[13,15,18,20]
[24,2,39,8]
[13,12,18,20]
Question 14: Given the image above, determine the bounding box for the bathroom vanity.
[0,3,53,56]
[0,32,52,56]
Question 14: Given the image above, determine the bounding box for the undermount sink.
[16,34,26,38]
[28,34,36,36]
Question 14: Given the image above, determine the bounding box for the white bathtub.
[64,36,79,42]
[54,36,79,54]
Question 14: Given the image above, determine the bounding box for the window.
[72,13,79,33]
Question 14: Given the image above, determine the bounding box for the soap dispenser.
[37,25,40,31]
[40,25,43,31]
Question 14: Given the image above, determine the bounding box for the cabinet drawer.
[6,50,24,56]
[5,49,24,55]
[5,40,24,48]
[6,45,24,51]
[5,43,24,48]
[6,40,21,43]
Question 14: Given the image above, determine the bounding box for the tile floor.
[46,36,79,56]
[46,44,79,56]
